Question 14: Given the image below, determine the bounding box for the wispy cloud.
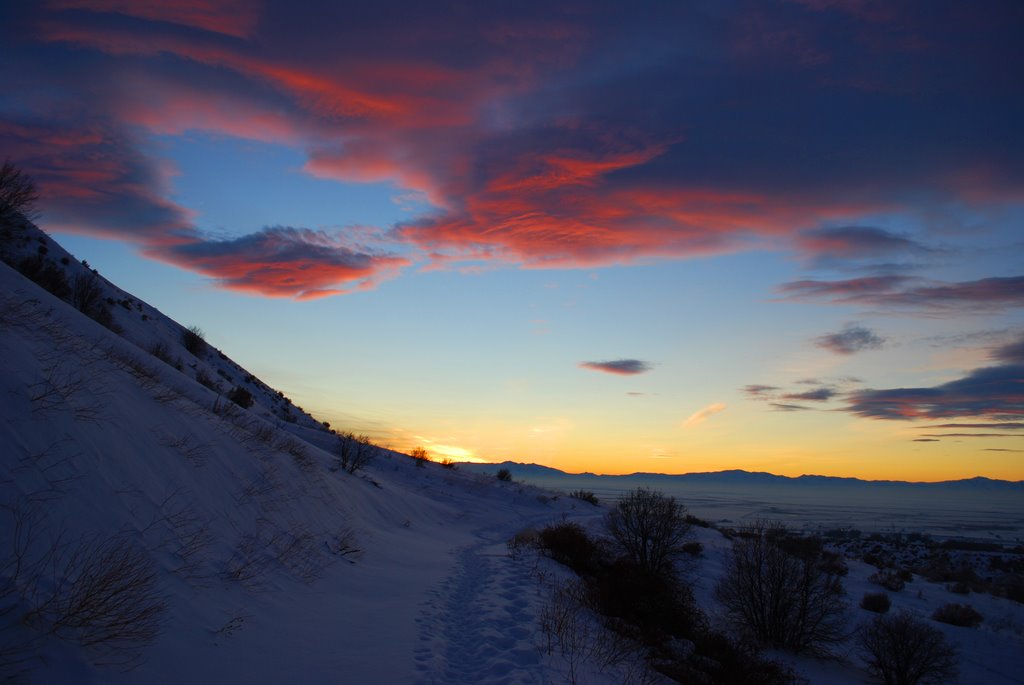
[814,324,885,355]
[149,226,409,299]
[579,359,652,376]
[923,422,1024,430]
[796,225,932,271]
[683,403,726,427]
[743,384,780,398]
[779,275,1024,313]
[770,403,814,412]
[843,333,1024,421]
[782,387,838,402]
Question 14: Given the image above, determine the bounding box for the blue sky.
[3,0,1023,479]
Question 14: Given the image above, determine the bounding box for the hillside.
[0,219,596,683]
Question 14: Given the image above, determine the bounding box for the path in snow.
[413,518,551,685]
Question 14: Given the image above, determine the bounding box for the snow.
[2,220,1023,684]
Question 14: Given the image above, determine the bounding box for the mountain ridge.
[460,460,1024,489]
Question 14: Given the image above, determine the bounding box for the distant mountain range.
[458,461,1024,491]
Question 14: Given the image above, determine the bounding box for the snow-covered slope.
[0,221,599,683]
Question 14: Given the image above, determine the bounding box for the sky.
[2,0,1022,481]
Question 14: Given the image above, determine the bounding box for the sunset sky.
[2,1,1022,480]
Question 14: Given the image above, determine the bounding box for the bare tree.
[715,522,848,655]
[0,161,39,222]
[71,273,104,316]
[334,432,376,474]
[858,611,958,685]
[605,488,691,577]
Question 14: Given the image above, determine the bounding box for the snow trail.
[413,518,549,685]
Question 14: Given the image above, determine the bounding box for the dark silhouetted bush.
[859,611,958,685]
[931,603,982,628]
[227,386,254,409]
[537,522,599,575]
[682,541,703,557]
[496,468,512,482]
[685,513,711,528]
[871,570,906,592]
[334,432,376,474]
[71,272,103,316]
[606,487,691,577]
[569,490,599,505]
[716,522,848,655]
[182,325,207,357]
[17,255,70,300]
[0,160,39,221]
[410,446,429,467]
[861,592,891,614]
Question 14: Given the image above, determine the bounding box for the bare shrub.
[507,528,540,559]
[269,525,324,583]
[327,527,362,562]
[859,611,958,685]
[496,467,512,482]
[538,522,600,574]
[106,348,160,391]
[71,272,104,317]
[16,255,70,300]
[0,161,40,221]
[862,592,892,614]
[606,488,691,578]
[715,522,848,655]
[871,570,906,592]
[273,434,314,473]
[14,533,166,668]
[931,603,982,628]
[227,385,254,408]
[194,367,220,392]
[182,325,207,357]
[539,580,657,685]
[570,490,599,505]
[410,446,430,467]
[28,359,88,416]
[224,533,266,585]
[334,432,377,474]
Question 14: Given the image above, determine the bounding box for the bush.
[410,446,429,467]
[715,522,848,655]
[227,386,254,409]
[871,570,906,592]
[569,490,599,505]
[0,160,39,221]
[182,326,207,357]
[71,272,104,316]
[334,432,376,474]
[606,488,691,577]
[8,530,166,669]
[537,522,599,574]
[861,592,892,614]
[931,603,982,628]
[682,541,703,557]
[16,255,70,300]
[496,468,512,482]
[859,612,958,685]
[195,368,219,391]
[439,458,457,470]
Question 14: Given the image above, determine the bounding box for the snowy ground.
[2,222,1023,684]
